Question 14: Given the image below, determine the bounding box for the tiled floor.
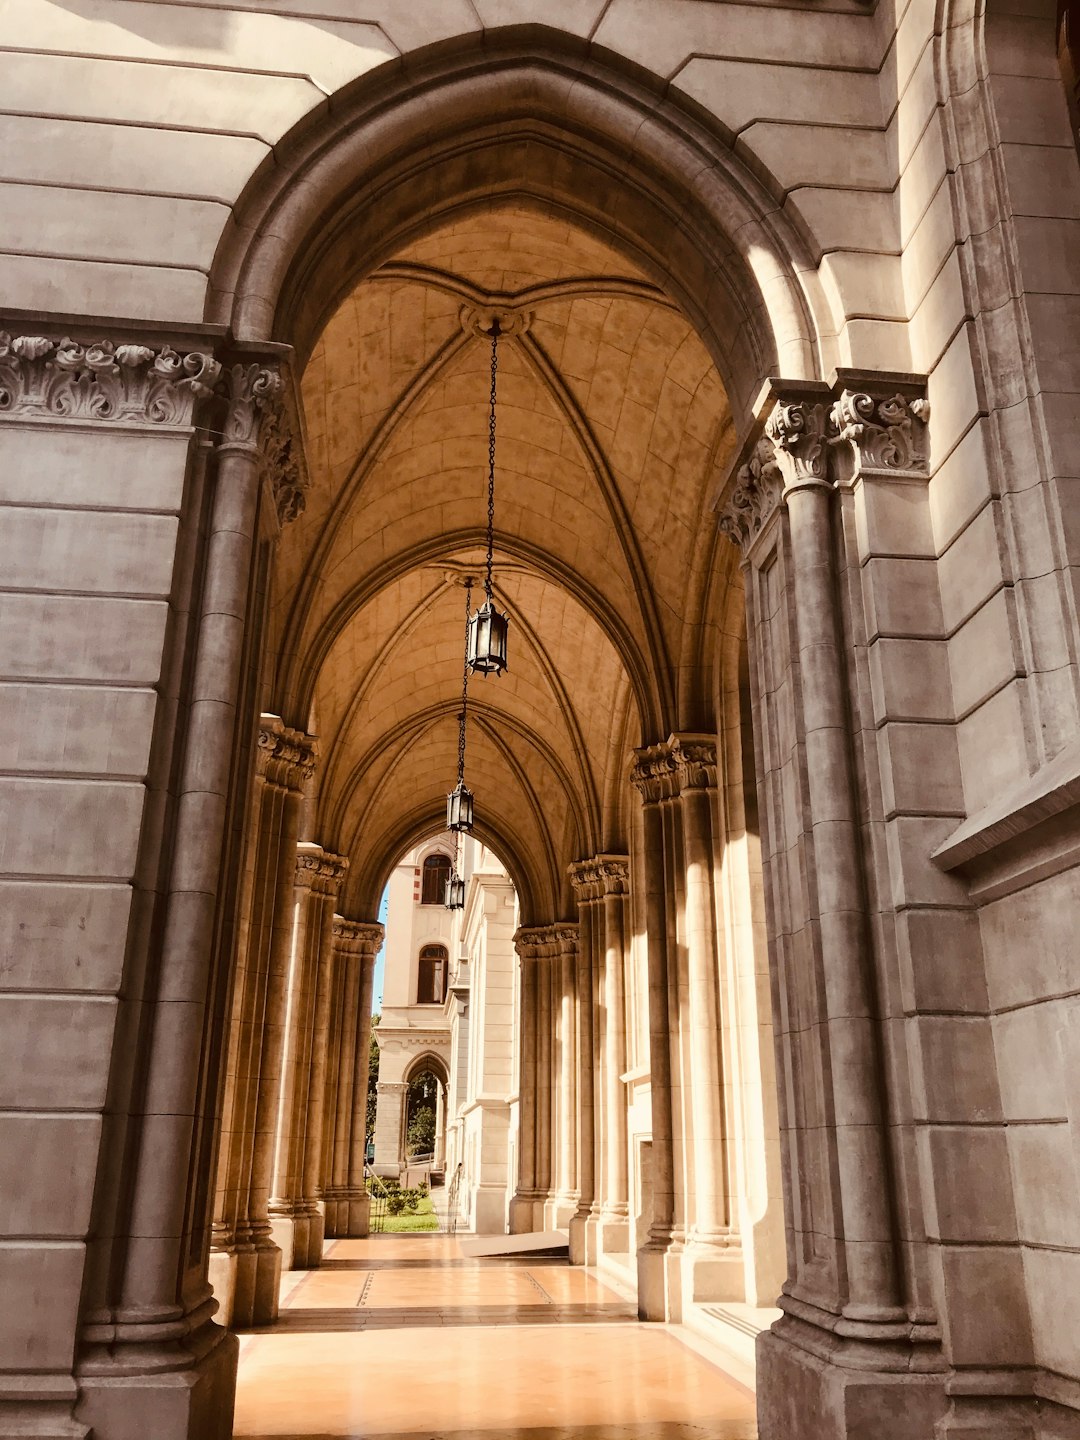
[232,1235,758,1440]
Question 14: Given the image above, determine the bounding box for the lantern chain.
[485,323,499,603]
[457,578,472,786]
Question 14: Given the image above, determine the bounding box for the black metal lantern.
[467,599,509,676]
[444,871,465,910]
[468,321,509,678]
[446,778,474,833]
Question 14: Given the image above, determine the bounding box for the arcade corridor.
[232,1236,756,1439]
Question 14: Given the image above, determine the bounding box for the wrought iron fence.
[444,1164,465,1235]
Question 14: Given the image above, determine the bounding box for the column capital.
[220,358,284,448]
[827,382,929,484]
[632,735,716,802]
[514,922,579,961]
[256,714,317,790]
[568,854,631,901]
[332,916,384,960]
[0,330,220,428]
[257,391,311,526]
[294,842,348,894]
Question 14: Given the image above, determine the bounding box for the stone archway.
[8,12,1079,1440]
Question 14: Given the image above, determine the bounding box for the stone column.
[568,864,605,1264]
[267,843,347,1270]
[630,751,680,1321]
[324,918,382,1237]
[209,717,315,1326]
[535,940,554,1225]
[509,931,541,1233]
[553,925,580,1227]
[599,859,631,1254]
[72,358,284,1440]
[674,738,743,1302]
[719,381,950,1438]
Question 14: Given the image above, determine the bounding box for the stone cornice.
[513,922,580,961]
[295,842,349,892]
[332,916,384,959]
[0,332,220,428]
[568,854,631,901]
[256,715,317,790]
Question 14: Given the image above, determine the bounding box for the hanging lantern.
[446,778,474,833]
[468,320,509,678]
[444,871,466,910]
[467,599,509,676]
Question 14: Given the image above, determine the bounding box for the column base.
[471,1185,508,1234]
[270,1207,325,1270]
[756,1324,948,1440]
[508,1192,539,1234]
[598,1214,630,1255]
[0,1376,89,1438]
[637,1240,682,1322]
[545,1195,577,1230]
[680,1235,744,1305]
[324,1193,370,1238]
[75,1324,237,1440]
[209,1241,281,1329]
[569,1210,601,1266]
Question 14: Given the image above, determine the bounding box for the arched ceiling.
[274,203,740,922]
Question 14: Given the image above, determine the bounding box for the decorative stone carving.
[514,923,580,961]
[222,360,284,447]
[670,737,717,791]
[295,845,349,891]
[718,436,783,549]
[632,737,716,800]
[828,389,930,476]
[460,304,533,339]
[568,855,631,902]
[256,716,317,789]
[258,396,310,525]
[0,332,220,426]
[332,917,384,959]
[630,742,681,804]
[763,398,829,490]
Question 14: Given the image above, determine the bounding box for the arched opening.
[416,944,448,1004]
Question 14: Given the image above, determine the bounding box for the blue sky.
[372,886,389,1014]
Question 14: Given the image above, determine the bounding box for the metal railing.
[365,1166,392,1235]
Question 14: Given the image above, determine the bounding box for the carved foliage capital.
[0,333,220,427]
[718,436,783,551]
[257,395,310,526]
[633,736,716,801]
[514,922,580,961]
[764,399,829,491]
[568,855,631,901]
[828,389,930,477]
[222,361,284,448]
[332,916,384,960]
[256,716,317,789]
[295,844,349,893]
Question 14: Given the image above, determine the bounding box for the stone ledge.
[932,739,1080,872]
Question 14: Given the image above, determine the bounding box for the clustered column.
[209,716,315,1328]
[322,918,384,1238]
[267,844,348,1270]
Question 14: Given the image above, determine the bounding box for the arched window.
[417,944,448,1005]
[420,852,451,905]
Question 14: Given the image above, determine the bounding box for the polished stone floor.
[233,1235,758,1439]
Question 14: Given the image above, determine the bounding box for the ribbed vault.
[273,203,740,923]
